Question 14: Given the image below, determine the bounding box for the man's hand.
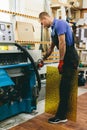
[37,59,44,68]
[58,60,64,74]
[58,34,66,74]
[43,42,55,61]
[58,34,66,61]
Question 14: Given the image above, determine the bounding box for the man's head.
[39,12,53,28]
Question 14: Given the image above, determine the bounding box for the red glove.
[37,59,44,68]
[58,60,64,74]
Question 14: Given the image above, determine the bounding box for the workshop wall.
[83,0,87,8]
[0,0,10,22]
[15,0,45,41]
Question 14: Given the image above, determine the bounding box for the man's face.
[40,16,51,28]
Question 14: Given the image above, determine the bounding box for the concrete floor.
[0,84,87,130]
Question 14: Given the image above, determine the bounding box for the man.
[39,12,79,124]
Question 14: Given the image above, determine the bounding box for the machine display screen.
[0,24,5,31]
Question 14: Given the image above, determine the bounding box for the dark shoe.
[48,116,68,124]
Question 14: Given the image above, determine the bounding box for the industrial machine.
[0,22,41,121]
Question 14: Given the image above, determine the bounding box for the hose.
[15,43,41,92]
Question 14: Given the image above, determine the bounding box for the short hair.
[39,12,50,19]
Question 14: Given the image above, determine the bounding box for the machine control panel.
[0,22,14,43]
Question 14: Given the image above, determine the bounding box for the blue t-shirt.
[51,18,74,48]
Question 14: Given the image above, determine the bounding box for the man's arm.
[58,34,66,60]
[43,42,55,60]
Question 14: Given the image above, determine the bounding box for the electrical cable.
[14,43,41,93]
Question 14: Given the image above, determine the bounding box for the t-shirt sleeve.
[55,20,66,36]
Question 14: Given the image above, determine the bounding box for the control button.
[3,35,5,40]
[8,31,11,34]
[7,25,10,29]
[9,36,11,41]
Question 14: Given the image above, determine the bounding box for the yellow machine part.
[45,66,78,121]
[0,46,8,50]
